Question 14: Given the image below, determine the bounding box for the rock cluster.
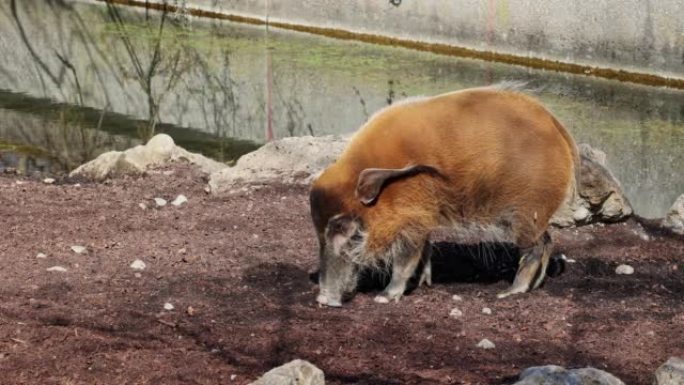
[70,134,226,181]
[551,143,633,227]
[71,134,646,228]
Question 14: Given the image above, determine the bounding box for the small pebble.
[204,186,211,194]
[46,266,67,272]
[36,252,47,259]
[73,183,81,187]
[42,177,55,184]
[71,245,87,254]
[476,338,495,349]
[230,374,237,381]
[139,203,147,210]
[15,180,25,185]
[482,307,492,315]
[134,273,142,278]
[154,197,167,207]
[130,259,146,271]
[449,307,463,319]
[186,306,195,316]
[171,194,188,206]
[452,294,463,301]
[164,302,175,311]
[615,264,634,275]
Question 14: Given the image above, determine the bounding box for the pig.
[310,84,579,307]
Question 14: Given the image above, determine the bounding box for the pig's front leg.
[374,242,428,303]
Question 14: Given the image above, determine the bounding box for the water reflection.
[0,0,682,217]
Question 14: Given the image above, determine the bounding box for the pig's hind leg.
[417,244,432,287]
[374,241,429,303]
[496,231,551,299]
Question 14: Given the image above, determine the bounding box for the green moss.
[0,139,50,158]
[98,0,684,90]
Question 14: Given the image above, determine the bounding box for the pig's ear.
[356,164,442,205]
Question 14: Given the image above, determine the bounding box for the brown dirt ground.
[0,164,682,385]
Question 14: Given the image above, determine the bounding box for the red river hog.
[310,84,579,307]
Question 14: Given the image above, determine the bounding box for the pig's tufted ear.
[355,164,442,205]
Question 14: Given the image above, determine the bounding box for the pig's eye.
[350,232,363,242]
[327,214,352,236]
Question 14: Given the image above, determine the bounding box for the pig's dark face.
[315,214,364,307]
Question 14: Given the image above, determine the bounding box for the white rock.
[139,202,147,210]
[70,245,87,254]
[130,259,146,271]
[154,197,167,207]
[482,307,493,315]
[662,194,684,235]
[516,365,624,385]
[42,177,55,184]
[452,294,463,301]
[249,359,324,385]
[615,264,634,275]
[449,307,463,319]
[655,357,684,385]
[46,266,67,272]
[164,302,175,311]
[209,135,350,194]
[572,206,591,222]
[15,180,25,185]
[171,194,188,206]
[476,338,495,349]
[36,252,47,259]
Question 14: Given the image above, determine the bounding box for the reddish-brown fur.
[311,86,579,305]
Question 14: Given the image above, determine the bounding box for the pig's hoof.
[373,295,390,304]
[374,291,402,304]
[496,286,528,299]
[316,294,342,307]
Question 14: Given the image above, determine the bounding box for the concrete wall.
[171,0,684,79]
